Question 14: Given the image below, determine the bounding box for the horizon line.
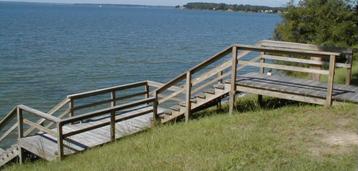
[0,0,285,8]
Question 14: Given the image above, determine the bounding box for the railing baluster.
[229,46,238,115]
[185,71,192,123]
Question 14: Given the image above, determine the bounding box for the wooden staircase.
[0,40,354,167]
[0,145,20,166]
[159,83,231,123]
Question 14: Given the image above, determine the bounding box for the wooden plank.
[237,61,329,75]
[263,55,325,65]
[235,44,340,57]
[18,105,60,123]
[67,81,147,100]
[0,107,17,130]
[147,80,181,92]
[236,85,326,105]
[61,97,155,124]
[63,108,153,137]
[23,119,57,137]
[0,123,17,143]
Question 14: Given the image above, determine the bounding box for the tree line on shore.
[177,2,285,13]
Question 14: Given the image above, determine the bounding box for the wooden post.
[310,56,322,81]
[346,53,353,85]
[258,52,265,106]
[145,83,150,99]
[110,110,116,142]
[17,107,24,164]
[69,98,74,117]
[185,71,192,122]
[259,52,265,75]
[56,122,64,160]
[152,94,159,127]
[217,70,224,110]
[326,55,336,107]
[229,46,238,115]
[111,91,116,107]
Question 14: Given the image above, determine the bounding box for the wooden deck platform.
[236,72,358,103]
[19,106,166,161]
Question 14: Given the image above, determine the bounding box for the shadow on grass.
[351,72,358,86]
[190,96,311,120]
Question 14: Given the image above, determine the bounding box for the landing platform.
[237,72,358,103]
[19,106,166,161]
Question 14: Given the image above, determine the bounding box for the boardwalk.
[237,72,358,103]
[19,106,165,161]
[0,40,356,167]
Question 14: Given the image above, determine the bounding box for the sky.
[2,0,290,7]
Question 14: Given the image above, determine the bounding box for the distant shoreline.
[177,2,285,14]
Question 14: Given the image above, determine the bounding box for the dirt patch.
[323,132,358,146]
[310,131,358,157]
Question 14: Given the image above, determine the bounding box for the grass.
[5,96,358,171]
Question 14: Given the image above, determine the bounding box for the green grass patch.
[6,97,358,171]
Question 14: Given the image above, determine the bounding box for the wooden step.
[161,110,172,116]
[214,84,225,90]
[170,106,181,111]
[196,94,206,99]
[0,145,20,167]
[204,89,215,95]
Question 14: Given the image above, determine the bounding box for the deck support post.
[110,111,116,142]
[185,71,192,123]
[110,90,116,141]
[229,46,238,115]
[145,82,150,99]
[17,107,24,164]
[56,122,64,160]
[152,94,159,127]
[217,70,224,110]
[326,55,336,107]
[258,52,265,106]
[346,53,353,85]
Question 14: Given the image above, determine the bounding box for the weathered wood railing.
[234,44,340,107]
[259,40,353,85]
[154,43,343,122]
[0,98,70,148]
[0,80,159,160]
[154,46,263,121]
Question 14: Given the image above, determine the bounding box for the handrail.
[61,97,156,125]
[67,81,147,100]
[0,98,69,144]
[0,107,17,130]
[189,46,233,74]
[24,98,70,136]
[235,44,341,57]
[18,105,61,123]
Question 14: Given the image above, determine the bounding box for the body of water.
[0,2,281,115]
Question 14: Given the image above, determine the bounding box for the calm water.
[0,2,281,115]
